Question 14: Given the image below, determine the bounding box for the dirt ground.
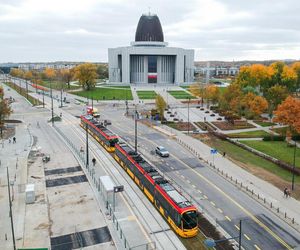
[1,127,15,140]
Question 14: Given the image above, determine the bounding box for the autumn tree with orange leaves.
[273,96,300,133]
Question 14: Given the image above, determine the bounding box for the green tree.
[155,94,167,122]
[96,64,108,79]
[270,61,285,85]
[291,62,300,93]
[281,65,297,91]
[74,63,98,90]
[266,84,289,117]
[220,83,242,112]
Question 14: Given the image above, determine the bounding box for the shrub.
[263,136,285,141]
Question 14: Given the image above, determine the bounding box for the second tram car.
[80,115,198,238]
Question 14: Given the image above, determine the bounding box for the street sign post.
[210,148,217,166]
[113,185,124,211]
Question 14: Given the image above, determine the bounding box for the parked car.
[155,146,169,157]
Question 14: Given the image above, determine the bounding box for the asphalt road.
[99,108,300,250]
[5,76,300,250]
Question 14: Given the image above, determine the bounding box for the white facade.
[108,42,194,85]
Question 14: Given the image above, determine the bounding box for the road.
[5,75,300,250]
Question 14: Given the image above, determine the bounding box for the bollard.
[230,176,233,181]
[252,190,254,195]
[277,207,279,213]
[271,202,273,208]
[246,186,248,191]
[240,182,242,188]
[285,212,287,218]
[235,179,237,184]
[258,194,260,199]
[264,198,266,203]
[292,218,295,224]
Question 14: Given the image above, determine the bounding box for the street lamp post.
[204,220,242,249]
[60,82,63,108]
[292,141,297,191]
[187,97,190,134]
[86,123,89,169]
[50,82,54,126]
[6,168,16,250]
[135,105,138,154]
[42,89,45,108]
[26,80,29,100]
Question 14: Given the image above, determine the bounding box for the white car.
[74,100,81,105]
[155,146,169,157]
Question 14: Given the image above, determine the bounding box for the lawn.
[99,85,131,89]
[241,141,300,168]
[73,87,133,100]
[168,90,196,99]
[180,85,191,89]
[5,82,42,106]
[136,91,157,99]
[195,135,300,184]
[227,130,270,138]
[254,120,276,127]
[40,80,80,90]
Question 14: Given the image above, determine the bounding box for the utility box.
[99,176,115,205]
[25,184,35,204]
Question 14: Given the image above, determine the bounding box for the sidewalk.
[157,124,300,232]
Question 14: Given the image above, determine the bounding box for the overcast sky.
[1,0,300,63]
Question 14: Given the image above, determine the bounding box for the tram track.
[59,112,180,249]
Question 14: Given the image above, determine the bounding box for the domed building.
[108,13,194,84]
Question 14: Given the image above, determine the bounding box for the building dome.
[135,14,164,42]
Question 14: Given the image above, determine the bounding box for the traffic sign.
[210,148,217,154]
[114,185,124,193]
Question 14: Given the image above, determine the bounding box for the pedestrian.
[92,158,96,166]
[13,137,16,144]
[284,187,288,198]
[60,112,62,118]
[223,152,226,157]
[286,188,291,198]
[9,138,11,143]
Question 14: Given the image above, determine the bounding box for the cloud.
[0,0,300,62]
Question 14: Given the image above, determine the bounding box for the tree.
[58,69,73,89]
[248,95,268,116]
[0,87,12,138]
[10,68,24,78]
[220,83,242,111]
[23,71,33,81]
[281,65,297,91]
[205,85,220,105]
[291,62,300,93]
[155,94,166,122]
[235,64,273,93]
[74,63,98,90]
[43,68,56,80]
[266,84,289,117]
[96,64,108,79]
[270,61,285,85]
[273,96,300,133]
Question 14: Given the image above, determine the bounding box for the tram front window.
[109,138,119,147]
[182,210,197,229]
